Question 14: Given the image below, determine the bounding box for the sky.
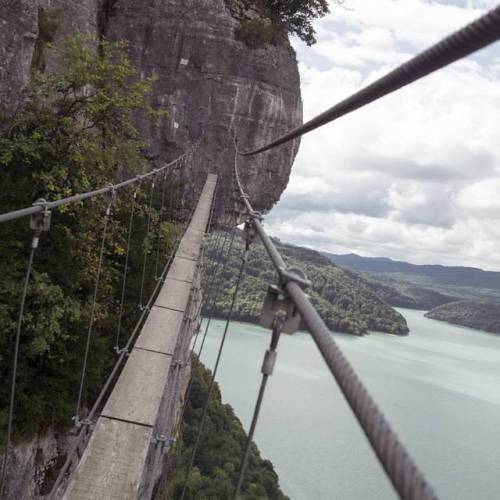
[265,0,500,271]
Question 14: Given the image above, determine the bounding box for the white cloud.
[268,0,500,271]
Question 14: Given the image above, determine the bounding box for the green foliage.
[0,36,178,445]
[235,19,285,48]
[425,300,500,334]
[228,0,331,47]
[166,357,288,500]
[204,232,409,336]
[262,0,330,45]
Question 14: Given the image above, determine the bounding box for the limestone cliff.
[0,0,302,212]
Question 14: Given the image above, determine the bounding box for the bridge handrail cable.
[0,143,198,224]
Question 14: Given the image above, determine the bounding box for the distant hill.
[425,301,500,335]
[205,233,409,336]
[324,253,500,289]
[323,252,500,307]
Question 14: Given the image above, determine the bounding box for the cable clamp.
[152,434,175,453]
[73,416,92,429]
[260,284,301,335]
[30,199,52,249]
[139,305,151,313]
[261,349,278,376]
[30,199,51,232]
[173,359,186,369]
[278,266,311,289]
[243,219,258,249]
[114,346,129,356]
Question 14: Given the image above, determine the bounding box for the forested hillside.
[165,357,288,499]
[205,232,409,336]
[425,301,500,335]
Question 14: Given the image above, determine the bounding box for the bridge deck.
[63,174,217,499]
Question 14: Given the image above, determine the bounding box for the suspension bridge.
[0,5,499,500]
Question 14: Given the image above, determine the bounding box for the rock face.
[0,427,70,499]
[0,0,302,212]
[0,0,301,496]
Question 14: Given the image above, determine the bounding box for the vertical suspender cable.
[0,232,40,497]
[74,193,114,426]
[115,185,139,352]
[139,177,156,309]
[196,229,237,359]
[154,171,168,280]
[180,239,247,500]
[233,319,282,499]
[172,228,233,443]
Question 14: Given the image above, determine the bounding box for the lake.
[198,309,500,500]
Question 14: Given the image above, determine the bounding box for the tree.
[264,0,330,45]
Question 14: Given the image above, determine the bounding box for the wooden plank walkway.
[63,174,217,499]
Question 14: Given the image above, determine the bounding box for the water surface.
[199,309,500,500]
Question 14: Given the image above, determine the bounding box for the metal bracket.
[261,350,278,375]
[152,434,175,454]
[73,416,92,429]
[30,199,51,249]
[260,284,301,334]
[278,266,311,289]
[172,359,186,369]
[244,219,257,249]
[30,199,51,232]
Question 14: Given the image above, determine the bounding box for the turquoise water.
[198,309,500,500]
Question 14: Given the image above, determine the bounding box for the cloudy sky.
[265,0,500,271]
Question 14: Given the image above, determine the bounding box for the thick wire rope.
[241,5,500,156]
[0,240,38,498]
[139,177,156,309]
[180,241,247,500]
[74,193,115,427]
[115,185,139,352]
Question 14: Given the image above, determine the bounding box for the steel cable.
[180,240,247,500]
[0,143,198,225]
[115,185,139,352]
[0,242,38,498]
[171,227,233,445]
[240,5,500,156]
[139,177,156,309]
[196,228,237,359]
[233,318,281,500]
[74,192,115,427]
[154,172,168,280]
